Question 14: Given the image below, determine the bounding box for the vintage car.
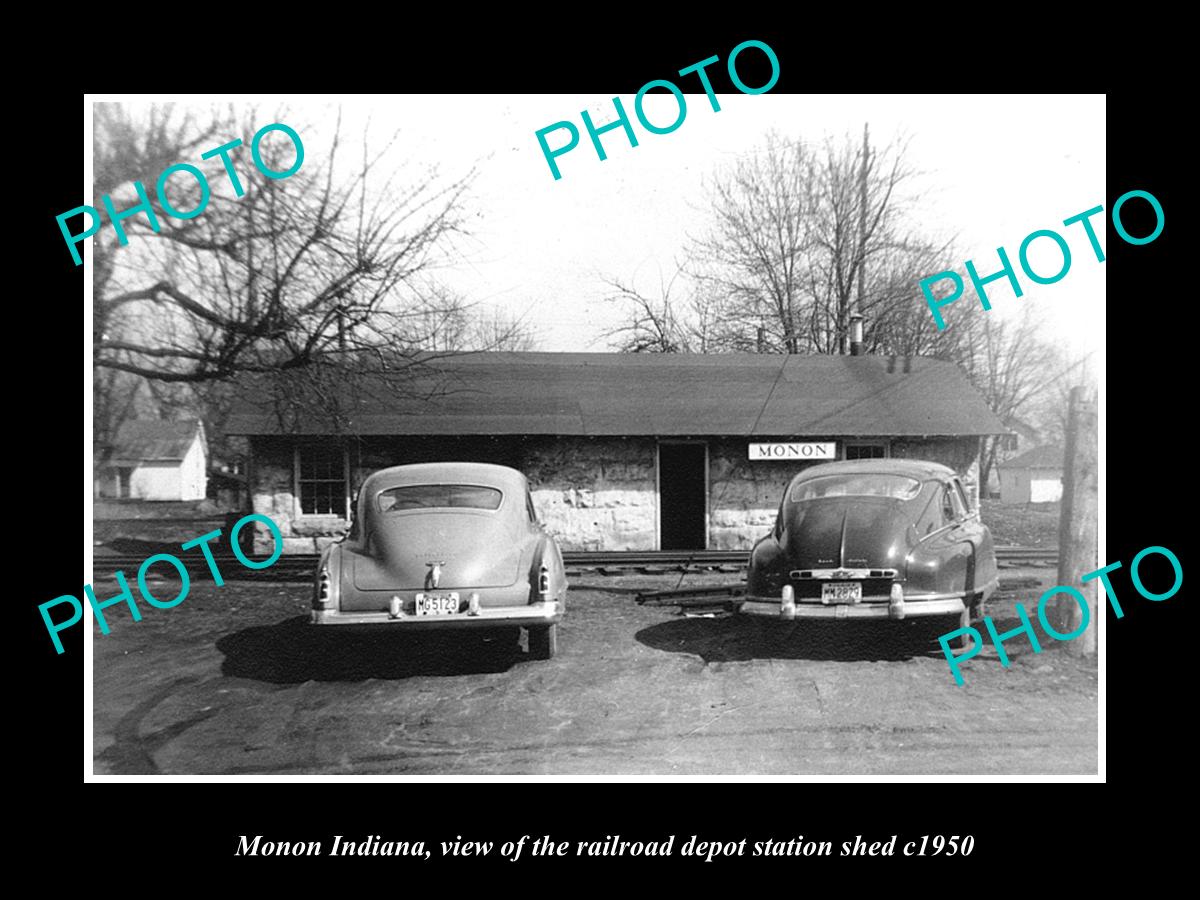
[310,462,567,658]
[736,459,998,641]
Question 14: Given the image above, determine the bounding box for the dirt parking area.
[91,568,1097,775]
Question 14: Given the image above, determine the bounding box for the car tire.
[951,602,975,651]
[528,624,557,660]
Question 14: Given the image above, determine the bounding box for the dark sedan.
[736,460,998,639]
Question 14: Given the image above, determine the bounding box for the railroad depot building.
[226,353,1006,555]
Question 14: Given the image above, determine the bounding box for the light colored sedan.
[310,462,566,658]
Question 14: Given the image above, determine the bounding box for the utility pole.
[1056,385,1098,655]
[845,122,869,355]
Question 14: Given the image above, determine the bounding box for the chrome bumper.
[311,600,563,628]
[736,592,965,621]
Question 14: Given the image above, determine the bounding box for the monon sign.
[748,443,836,461]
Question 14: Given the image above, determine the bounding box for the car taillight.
[538,565,551,599]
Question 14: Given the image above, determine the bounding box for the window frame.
[952,477,974,516]
[944,481,967,522]
[843,440,889,461]
[293,445,350,519]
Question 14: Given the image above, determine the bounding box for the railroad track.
[90,546,1059,580]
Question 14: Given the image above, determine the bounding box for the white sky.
[98,93,1106,356]
[340,93,1104,354]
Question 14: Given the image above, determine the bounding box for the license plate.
[415,592,461,615]
[822,582,862,604]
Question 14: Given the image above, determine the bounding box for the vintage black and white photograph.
[84,91,1104,777]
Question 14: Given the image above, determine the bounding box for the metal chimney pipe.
[850,314,864,356]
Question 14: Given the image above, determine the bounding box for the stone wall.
[248,435,661,554]
[248,438,350,556]
[523,437,657,551]
[707,440,796,550]
[247,434,983,554]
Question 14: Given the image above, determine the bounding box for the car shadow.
[635,614,951,663]
[216,616,526,683]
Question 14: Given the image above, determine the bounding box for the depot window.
[295,445,349,517]
[844,441,888,460]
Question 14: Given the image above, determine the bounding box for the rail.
[90,546,1059,581]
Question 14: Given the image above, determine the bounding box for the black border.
[31,25,1165,882]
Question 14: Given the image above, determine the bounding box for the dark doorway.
[659,442,708,550]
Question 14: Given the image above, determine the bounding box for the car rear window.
[789,474,922,502]
[377,484,503,512]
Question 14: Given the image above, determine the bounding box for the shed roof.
[106,419,203,463]
[999,444,1064,469]
[226,352,1007,438]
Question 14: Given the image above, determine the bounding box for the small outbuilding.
[226,352,1007,554]
[94,419,208,501]
[997,444,1064,504]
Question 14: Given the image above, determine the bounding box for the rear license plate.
[415,592,461,615]
[822,582,862,604]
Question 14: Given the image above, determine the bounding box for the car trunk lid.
[783,498,911,570]
[350,512,524,595]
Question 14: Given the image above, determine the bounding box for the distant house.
[997,445,1063,504]
[95,419,208,501]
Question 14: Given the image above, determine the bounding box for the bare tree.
[683,128,958,356]
[94,104,475,380]
[465,307,539,352]
[410,284,538,352]
[689,133,815,353]
[601,265,696,353]
[1025,349,1097,448]
[954,308,1059,489]
[92,102,482,441]
[93,367,142,451]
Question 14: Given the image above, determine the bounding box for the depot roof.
[225,352,1007,438]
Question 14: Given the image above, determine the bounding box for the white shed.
[997,444,1063,505]
[95,419,208,501]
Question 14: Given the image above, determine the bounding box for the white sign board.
[749,442,837,461]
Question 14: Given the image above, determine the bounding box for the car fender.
[904,528,973,596]
[970,524,1000,603]
[747,532,788,596]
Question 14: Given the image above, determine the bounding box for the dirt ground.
[91,567,1097,776]
[979,500,1061,547]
